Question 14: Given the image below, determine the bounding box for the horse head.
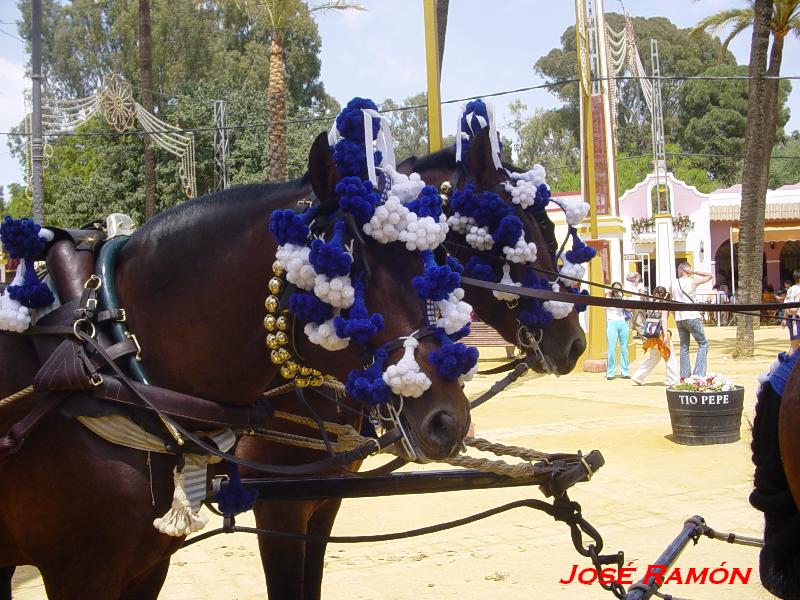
[274,124,472,462]
[399,127,587,375]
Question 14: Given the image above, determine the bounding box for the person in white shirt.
[670,262,712,379]
[631,286,679,385]
[782,269,800,351]
[624,272,646,338]
[605,282,630,380]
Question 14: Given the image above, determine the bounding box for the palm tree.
[226,0,363,182]
[693,0,800,357]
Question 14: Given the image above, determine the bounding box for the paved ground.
[12,326,789,599]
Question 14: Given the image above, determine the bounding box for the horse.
[751,352,800,600]
[0,129,472,599]
[235,127,588,599]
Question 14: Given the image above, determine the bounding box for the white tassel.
[446,212,475,235]
[153,467,208,537]
[276,244,315,290]
[399,214,448,251]
[503,238,537,264]
[0,265,31,333]
[552,198,590,226]
[313,274,355,309]
[305,317,349,351]
[493,264,521,301]
[544,283,574,320]
[466,225,494,251]
[436,288,472,334]
[558,259,586,286]
[383,336,432,398]
[363,195,411,244]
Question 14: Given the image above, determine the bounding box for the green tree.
[381,93,429,160]
[769,132,800,188]
[694,0,800,357]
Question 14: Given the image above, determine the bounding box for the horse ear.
[396,156,417,175]
[308,132,340,206]
[466,127,503,188]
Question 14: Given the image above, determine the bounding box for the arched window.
[650,183,670,216]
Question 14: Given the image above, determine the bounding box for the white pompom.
[493,264,521,302]
[383,336,432,398]
[552,198,590,226]
[446,212,475,235]
[502,238,537,264]
[436,288,472,334]
[363,195,411,244]
[504,179,537,210]
[466,225,494,251]
[0,265,32,333]
[558,259,586,286]
[305,317,350,351]
[313,274,355,309]
[458,363,479,385]
[510,164,546,186]
[384,166,426,202]
[543,283,573,319]
[276,244,315,291]
[399,214,448,251]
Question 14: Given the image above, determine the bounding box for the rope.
[465,436,553,462]
[0,385,35,409]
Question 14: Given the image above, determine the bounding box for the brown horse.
[236,129,587,599]
[0,132,471,599]
[752,352,800,599]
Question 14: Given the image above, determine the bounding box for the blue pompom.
[565,286,590,313]
[309,219,353,278]
[565,227,596,265]
[518,270,554,327]
[529,184,552,213]
[405,185,442,219]
[288,292,334,325]
[429,341,479,380]
[332,139,382,178]
[463,256,496,282]
[769,350,800,396]
[413,250,460,301]
[334,277,384,343]
[336,176,379,224]
[346,349,390,405]
[7,257,55,308]
[0,216,47,259]
[336,97,380,142]
[215,463,257,516]
[447,256,464,274]
[472,191,510,229]
[492,214,523,248]
[269,209,310,246]
[451,184,481,218]
[449,322,471,342]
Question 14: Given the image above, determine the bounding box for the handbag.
[642,316,663,339]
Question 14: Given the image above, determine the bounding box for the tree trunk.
[734,0,773,358]
[267,30,287,182]
[436,0,448,83]
[138,0,156,221]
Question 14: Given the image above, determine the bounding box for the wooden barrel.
[665,386,744,446]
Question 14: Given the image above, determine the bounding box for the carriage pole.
[30,0,45,224]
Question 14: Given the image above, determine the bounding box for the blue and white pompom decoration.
[0,216,55,332]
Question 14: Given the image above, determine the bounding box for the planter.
[665,386,744,446]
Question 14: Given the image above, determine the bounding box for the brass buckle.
[86,297,98,311]
[84,275,102,290]
[124,331,143,361]
[116,308,127,322]
[89,372,103,387]
[73,318,96,340]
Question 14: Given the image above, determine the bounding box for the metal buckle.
[124,331,142,361]
[116,308,127,322]
[89,372,103,387]
[84,275,102,290]
[86,297,97,311]
[73,318,96,340]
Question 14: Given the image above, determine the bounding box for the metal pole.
[30,0,44,224]
[423,0,442,152]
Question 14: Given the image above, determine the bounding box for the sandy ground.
[11,326,789,599]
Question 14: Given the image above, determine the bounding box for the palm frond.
[308,1,365,14]
[721,18,753,52]
[691,8,754,39]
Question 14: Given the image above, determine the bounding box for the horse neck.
[117,180,311,406]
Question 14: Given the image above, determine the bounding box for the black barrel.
[665,386,744,445]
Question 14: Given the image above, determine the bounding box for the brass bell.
[272,260,285,276]
[266,334,281,350]
[264,295,279,313]
[280,361,299,379]
[268,277,283,295]
[309,374,324,387]
[274,331,288,346]
[299,366,313,377]
[294,376,310,388]
[270,348,290,365]
[276,316,289,331]
[263,314,277,331]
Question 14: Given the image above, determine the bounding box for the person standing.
[782,269,800,351]
[625,272,646,338]
[670,262,711,379]
[605,282,629,380]
[631,286,679,386]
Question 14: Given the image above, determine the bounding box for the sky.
[0,0,798,202]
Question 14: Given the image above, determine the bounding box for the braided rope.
[464,436,552,462]
[0,386,35,409]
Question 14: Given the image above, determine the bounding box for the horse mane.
[136,173,311,240]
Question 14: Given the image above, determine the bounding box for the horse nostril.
[568,335,586,364]
[423,409,460,452]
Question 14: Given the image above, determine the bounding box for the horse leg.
[254,499,315,600]
[119,558,171,600]
[302,499,342,600]
[0,567,13,600]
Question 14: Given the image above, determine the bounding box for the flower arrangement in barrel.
[670,372,735,392]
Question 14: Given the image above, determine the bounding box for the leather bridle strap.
[75,331,403,476]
